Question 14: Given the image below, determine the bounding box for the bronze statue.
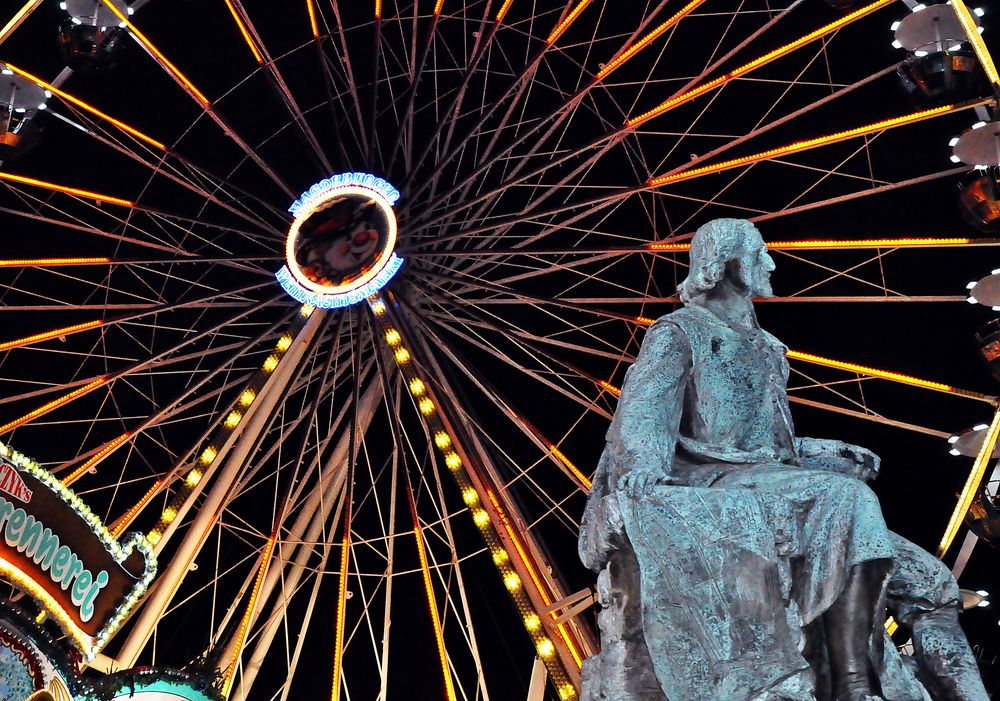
[579,219,987,701]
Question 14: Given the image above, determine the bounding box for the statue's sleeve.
[607,318,691,489]
[579,319,691,571]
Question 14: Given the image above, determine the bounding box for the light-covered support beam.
[938,407,1000,557]
[0,0,42,46]
[369,294,591,699]
[232,379,381,699]
[114,310,325,667]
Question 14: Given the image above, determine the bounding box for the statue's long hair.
[677,219,755,302]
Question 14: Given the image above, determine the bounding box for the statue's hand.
[618,468,670,500]
[837,444,880,482]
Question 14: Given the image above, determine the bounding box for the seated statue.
[578,219,988,701]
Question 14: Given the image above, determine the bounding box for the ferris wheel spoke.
[419,300,626,412]
[411,0,830,228]
[415,268,644,328]
[627,0,895,128]
[420,317,595,493]
[400,0,531,196]
[750,165,975,225]
[402,0,591,202]
[226,0,334,176]
[650,98,991,187]
[234,373,382,699]
[418,276,637,358]
[382,0,447,175]
[326,0,371,157]
[416,309,613,422]
[113,309,326,667]
[41,108,287,241]
[60,311,298,488]
[95,0,296,199]
[0,287,280,441]
[396,312,595,681]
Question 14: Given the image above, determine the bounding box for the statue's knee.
[819,472,880,508]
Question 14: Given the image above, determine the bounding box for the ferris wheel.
[0,0,996,698]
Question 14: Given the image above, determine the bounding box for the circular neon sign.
[277,173,403,308]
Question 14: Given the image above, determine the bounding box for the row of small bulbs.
[370,295,577,700]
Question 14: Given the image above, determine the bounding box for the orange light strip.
[62,432,131,486]
[496,0,515,22]
[0,320,102,353]
[486,490,584,669]
[223,535,277,696]
[0,257,111,267]
[412,516,458,701]
[222,0,263,64]
[635,316,655,326]
[938,407,1000,556]
[649,103,963,186]
[951,0,999,87]
[306,0,319,37]
[330,528,350,701]
[99,0,210,106]
[549,445,593,489]
[5,63,166,150]
[627,0,894,126]
[111,479,162,537]
[434,0,446,15]
[0,556,94,654]
[786,350,993,401]
[596,0,704,80]
[598,379,621,397]
[649,237,976,251]
[547,0,591,43]
[375,0,383,18]
[0,171,133,207]
[0,0,42,45]
[0,378,107,434]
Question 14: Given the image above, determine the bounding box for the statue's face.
[732,225,775,298]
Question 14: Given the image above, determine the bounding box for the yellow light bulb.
[147,531,162,546]
[462,488,478,506]
[162,506,177,524]
[200,446,217,465]
[559,684,577,699]
[385,329,401,346]
[300,304,314,317]
[185,470,202,487]
[537,638,555,657]
[394,348,410,364]
[263,355,279,372]
[473,510,490,527]
[524,613,541,630]
[370,298,386,315]
[409,378,426,395]
[434,431,451,449]
[504,572,521,591]
[276,334,292,351]
[418,397,435,415]
[445,452,461,469]
[239,389,256,406]
[225,411,242,428]
[492,549,509,564]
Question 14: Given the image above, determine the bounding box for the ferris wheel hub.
[276,172,404,308]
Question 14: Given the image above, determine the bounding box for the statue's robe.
[580,305,932,701]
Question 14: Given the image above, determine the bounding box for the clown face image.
[294,196,391,288]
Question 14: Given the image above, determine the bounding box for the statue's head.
[677,218,775,302]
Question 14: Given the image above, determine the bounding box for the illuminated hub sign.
[0,442,155,660]
[277,172,404,308]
